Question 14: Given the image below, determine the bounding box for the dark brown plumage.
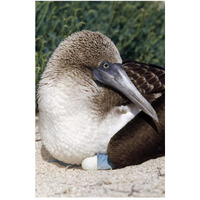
[123,61,165,102]
[107,61,165,168]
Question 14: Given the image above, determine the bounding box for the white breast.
[38,76,140,165]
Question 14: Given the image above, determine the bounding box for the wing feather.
[123,61,165,102]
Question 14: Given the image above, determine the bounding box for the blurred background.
[35,1,165,112]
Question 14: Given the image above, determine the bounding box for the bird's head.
[53,30,158,122]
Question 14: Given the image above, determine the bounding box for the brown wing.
[107,61,165,168]
[123,61,165,102]
[107,94,165,168]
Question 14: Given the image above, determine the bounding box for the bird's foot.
[81,153,115,170]
[47,159,80,168]
[47,159,68,166]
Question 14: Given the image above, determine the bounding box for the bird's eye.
[103,63,109,69]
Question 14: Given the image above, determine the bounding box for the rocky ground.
[35,116,165,197]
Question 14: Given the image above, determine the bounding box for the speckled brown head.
[50,30,122,68]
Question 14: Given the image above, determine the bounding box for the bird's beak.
[92,63,158,122]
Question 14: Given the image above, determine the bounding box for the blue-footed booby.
[38,30,165,170]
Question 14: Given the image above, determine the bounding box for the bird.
[38,30,165,170]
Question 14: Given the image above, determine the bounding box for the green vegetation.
[35,1,165,111]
